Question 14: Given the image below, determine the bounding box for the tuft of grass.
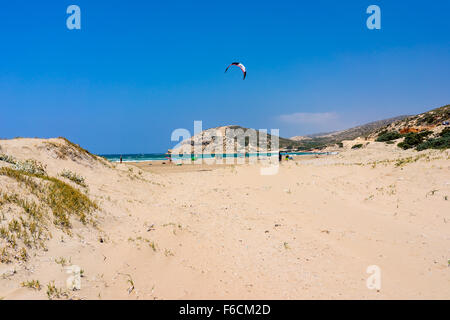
[0,154,16,164]
[55,257,69,266]
[21,279,41,290]
[394,154,426,167]
[149,241,157,252]
[60,170,87,188]
[46,281,66,300]
[395,157,413,167]
[19,247,28,261]
[0,247,11,263]
[125,274,135,294]
[164,249,174,257]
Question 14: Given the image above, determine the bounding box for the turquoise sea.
[101,152,332,163]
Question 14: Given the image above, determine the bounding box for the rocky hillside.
[170,125,302,154]
[360,105,450,151]
[290,115,409,149]
[281,105,449,150]
[368,104,450,139]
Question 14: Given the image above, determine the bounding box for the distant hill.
[290,105,449,149]
[288,115,410,149]
[170,125,303,154]
[367,104,450,139]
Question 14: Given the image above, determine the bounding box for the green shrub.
[439,127,450,138]
[351,144,363,149]
[397,131,432,150]
[419,114,435,125]
[416,135,450,151]
[376,131,402,142]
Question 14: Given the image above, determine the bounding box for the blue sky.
[1,1,449,153]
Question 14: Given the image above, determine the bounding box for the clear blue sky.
[1,0,449,153]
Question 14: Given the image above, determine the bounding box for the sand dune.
[0,138,449,299]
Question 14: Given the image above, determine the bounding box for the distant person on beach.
[120,155,122,163]
[278,152,282,162]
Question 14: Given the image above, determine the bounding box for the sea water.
[101,152,329,163]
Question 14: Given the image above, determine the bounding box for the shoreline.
[102,151,338,163]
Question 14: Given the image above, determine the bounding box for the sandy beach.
[3,0,450,305]
[0,137,449,299]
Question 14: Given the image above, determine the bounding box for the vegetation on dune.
[0,154,16,165]
[0,155,47,175]
[46,281,67,300]
[0,138,104,265]
[45,175,97,227]
[44,137,110,167]
[60,169,87,188]
[0,191,48,263]
[21,279,42,291]
[14,159,47,175]
[0,167,97,227]
[57,137,97,160]
[0,165,98,264]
